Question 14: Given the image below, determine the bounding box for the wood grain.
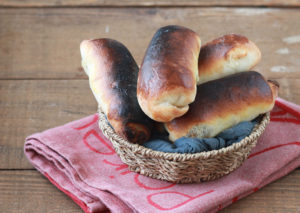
[0,8,300,80]
[0,170,299,212]
[1,2,300,212]
[0,80,96,169]
[0,0,299,7]
[0,170,81,213]
[0,78,299,169]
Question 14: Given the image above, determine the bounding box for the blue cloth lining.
[142,121,256,154]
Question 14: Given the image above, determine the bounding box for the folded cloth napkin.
[24,98,300,213]
[143,121,256,153]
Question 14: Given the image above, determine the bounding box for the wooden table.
[1,0,300,212]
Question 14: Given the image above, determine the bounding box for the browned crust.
[138,25,200,95]
[267,80,279,99]
[198,34,250,76]
[267,79,280,88]
[137,25,201,116]
[81,38,153,143]
[166,71,274,133]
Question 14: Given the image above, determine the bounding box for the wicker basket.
[98,109,270,183]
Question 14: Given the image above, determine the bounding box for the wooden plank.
[0,8,300,79]
[0,78,300,169]
[0,0,299,7]
[0,170,81,213]
[0,170,299,212]
[0,80,96,169]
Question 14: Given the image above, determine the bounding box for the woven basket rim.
[98,108,270,161]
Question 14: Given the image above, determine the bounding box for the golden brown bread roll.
[198,34,261,84]
[137,25,201,122]
[165,71,278,141]
[80,38,153,144]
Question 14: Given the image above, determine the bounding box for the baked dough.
[137,25,201,122]
[198,34,261,84]
[165,71,278,141]
[80,38,153,144]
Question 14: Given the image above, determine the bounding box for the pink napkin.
[24,98,300,213]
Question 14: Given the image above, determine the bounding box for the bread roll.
[165,71,278,141]
[80,38,153,144]
[137,25,201,122]
[198,34,261,84]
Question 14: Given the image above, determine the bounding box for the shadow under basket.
[98,110,270,184]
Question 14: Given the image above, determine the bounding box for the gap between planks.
[1,5,300,9]
[0,0,300,8]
